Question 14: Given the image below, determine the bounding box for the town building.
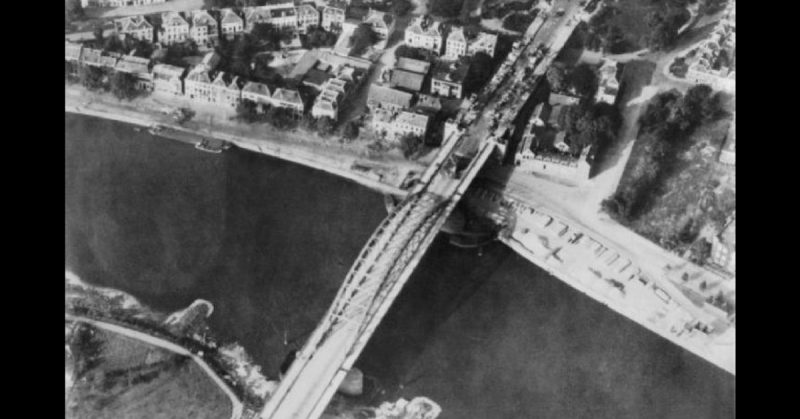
[190,10,220,47]
[244,6,273,32]
[404,16,442,54]
[80,47,120,69]
[372,109,429,141]
[213,72,244,108]
[65,41,83,62]
[468,31,497,58]
[114,54,154,91]
[595,59,620,105]
[184,67,216,103]
[269,7,299,31]
[711,216,735,274]
[219,8,245,40]
[160,11,190,45]
[390,69,425,93]
[430,60,469,99]
[414,94,441,113]
[296,4,320,33]
[321,5,346,32]
[82,0,167,7]
[241,81,273,111]
[719,115,735,166]
[152,63,187,96]
[396,57,431,75]
[289,49,372,81]
[115,15,154,43]
[363,9,395,39]
[367,84,413,111]
[272,88,305,114]
[444,26,466,59]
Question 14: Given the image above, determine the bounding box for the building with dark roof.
[367,83,413,111]
[430,60,470,98]
[390,69,425,92]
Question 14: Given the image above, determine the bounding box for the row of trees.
[602,85,725,222]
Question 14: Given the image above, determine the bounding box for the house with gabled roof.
[65,41,83,62]
[241,81,273,111]
[321,5,346,32]
[220,8,245,40]
[190,10,220,46]
[468,31,497,58]
[212,72,245,108]
[244,7,273,32]
[160,11,190,45]
[152,63,187,96]
[372,109,429,142]
[296,4,320,34]
[272,88,305,114]
[367,83,413,111]
[115,54,154,91]
[115,15,154,43]
[364,9,395,39]
[444,26,466,59]
[405,15,442,54]
[270,7,298,31]
[595,59,619,105]
[184,67,216,103]
[430,59,469,98]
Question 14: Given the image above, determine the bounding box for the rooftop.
[192,10,218,27]
[152,63,185,79]
[368,83,413,108]
[115,54,151,74]
[390,69,425,92]
[407,15,441,37]
[220,8,244,25]
[433,60,469,83]
[396,57,431,74]
[273,88,303,105]
[242,81,272,97]
[161,11,189,27]
[396,111,429,129]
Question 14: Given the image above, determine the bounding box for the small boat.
[195,138,232,154]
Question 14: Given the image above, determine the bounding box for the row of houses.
[110,2,395,49]
[66,41,306,115]
[81,0,166,7]
[404,15,498,60]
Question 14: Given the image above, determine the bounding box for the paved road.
[65,313,244,419]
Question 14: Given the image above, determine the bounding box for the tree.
[65,0,84,27]
[430,0,466,19]
[399,134,424,159]
[163,40,199,67]
[79,65,106,91]
[110,72,139,100]
[236,99,260,123]
[316,117,335,136]
[568,63,599,98]
[546,64,567,92]
[350,23,379,56]
[266,107,298,130]
[304,26,338,49]
[392,0,415,17]
[343,120,360,141]
[463,52,495,95]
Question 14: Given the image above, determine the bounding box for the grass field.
[66,328,232,419]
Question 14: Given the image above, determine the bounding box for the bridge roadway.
[260,3,585,417]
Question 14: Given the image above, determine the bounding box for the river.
[65,114,734,418]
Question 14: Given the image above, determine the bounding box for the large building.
[367,84,413,111]
[363,9,395,39]
[404,16,442,54]
[390,57,429,93]
[82,0,167,7]
[321,5,346,32]
[595,59,620,105]
[445,26,497,60]
[468,31,497,58]
[372,109,429,141]
[115,15,154,43]
[296,4,320,33]
[272,88,305,114]
[444,26,466,59]
[190,10,220,46]
[430,60,469,99]
[213,72,244,108]
[152,63,186,96]
[269,6,299,31]
[241,81,273,111]
[184,67,216,103]
[114,54,154,91]
[219,8,245,40]
[160,11,190,45]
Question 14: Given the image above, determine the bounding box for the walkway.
[65,313,244,419]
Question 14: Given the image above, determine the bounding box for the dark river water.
[65,114,734,419]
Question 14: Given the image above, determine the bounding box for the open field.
[66,327,231,419]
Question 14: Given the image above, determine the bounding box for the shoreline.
[65,98,411,199]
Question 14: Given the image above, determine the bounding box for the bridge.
[260,3,585,418]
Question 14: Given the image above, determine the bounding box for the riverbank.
[65,85,418,198]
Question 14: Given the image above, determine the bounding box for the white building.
[321,6,345,32]
[241,81,273,111]
[152,63,186,96]
[272,88,305,114]
[190,10,219,46]
[115,15,154,43]
[184,67,216,104]
[372,109,429,141]
[244,7,273,32]
[212,72,244,108]
[219,8,245,40]
[296,4,320,33]
[364,9,395,40]
[114,54,153,91]
[269,7,298,31]
[468,31,497,58]
[444,26,466,59]
[160,11,190,45]
[595,59,619,105]
[404,16,442,54]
